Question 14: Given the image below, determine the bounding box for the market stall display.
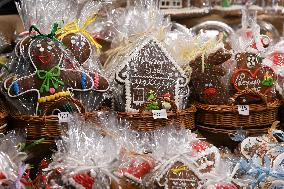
[1,0,284,188]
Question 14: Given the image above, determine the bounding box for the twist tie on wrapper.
[36,65,64,94]
[56,15,102,51]
[29,23,61,44]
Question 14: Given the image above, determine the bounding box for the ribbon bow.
[36,66,64,93]
[56,15,102,50]
[29,23,59,42]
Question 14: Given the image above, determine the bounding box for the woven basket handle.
[138,97,178,114]
[42,96,86,115]
[229,89,268,105]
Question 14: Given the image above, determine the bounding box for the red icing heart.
[191,140,210,152]
[118,158,155,179]
[269,52,284,66]
[231,67,276,95]
[0,172,6,180]
[204,87,216,96]
[72,173,95,189]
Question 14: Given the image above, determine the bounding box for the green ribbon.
[36,65,64,93]
[29,23,60,43]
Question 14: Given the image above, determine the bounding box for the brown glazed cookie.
[157,161,201,189]
[189,45,232,105]
[4,37,94,115]
[193,70,229,104]
[235,52,262,72]
[60,33,92,66]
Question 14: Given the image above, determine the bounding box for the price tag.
[237,105,249,116]
[152,109,168,119]
[58,112,72,123]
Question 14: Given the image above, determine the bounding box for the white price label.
[58,112,72,123]
[237,105,249,116]
[152,109,168,119]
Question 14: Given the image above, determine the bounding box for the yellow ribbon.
[0,56,7,65]
[171,165,188,174]
[56,15,102,50]
[179,33,224,73]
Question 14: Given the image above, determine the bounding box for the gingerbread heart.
[231,66,276,95]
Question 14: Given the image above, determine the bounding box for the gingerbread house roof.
[115,36,188,84]
[152,154,203,187]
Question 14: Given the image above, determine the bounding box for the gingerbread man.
[4,29,95,115]
[56,17,109,92]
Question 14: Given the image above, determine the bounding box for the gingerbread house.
[115,37,189,112]
[154,155,202,189]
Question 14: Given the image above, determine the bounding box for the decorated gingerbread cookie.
[56,16,102,67]
[191,140,221,174]
[240,136,272,160]
[190,46,232,105]
[156,158,202,189]
[4,26,95,115]
[115,37,189,112]
[231,52,276,98]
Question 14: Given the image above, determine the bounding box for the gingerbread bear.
[4,29,95,115]
[190,46,232,105]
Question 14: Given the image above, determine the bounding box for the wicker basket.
[198,125,270,148]
[117,99,196,132]
[10,97,85,144]
[196,89,281,148]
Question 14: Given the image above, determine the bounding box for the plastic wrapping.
[103,1,196,112]
[228,9,277,103]
[46,114,121,188]
[0,0,112,114]
[0,132,27,188]
[232,123,284,188]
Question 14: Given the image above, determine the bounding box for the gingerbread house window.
[159,0,183,8]
[133,88,145,105]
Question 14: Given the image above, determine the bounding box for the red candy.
[72,173,95,189]
[191,140,210,152]
[0,172,6,180]
[212,183,237,189]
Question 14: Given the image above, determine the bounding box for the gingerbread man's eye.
[39,47,44,52]
[205,84,208,87]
